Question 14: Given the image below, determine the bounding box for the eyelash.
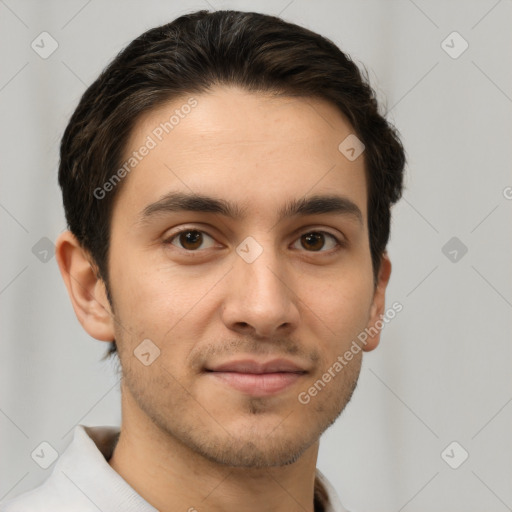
[163,227,345,254]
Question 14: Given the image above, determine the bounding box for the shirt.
[0,425,350,512]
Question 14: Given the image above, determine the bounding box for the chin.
[192,432,315,468]
[173,407,340,469]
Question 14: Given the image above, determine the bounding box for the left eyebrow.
[138,191,363,227]
[280,194,363,226]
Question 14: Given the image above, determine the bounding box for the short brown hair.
[58,10,406,359]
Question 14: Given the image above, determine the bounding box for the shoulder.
[0,473,100,512]
[1,483,51,511]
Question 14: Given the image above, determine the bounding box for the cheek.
[107,248,171,341]
[108,248,220,355]
[306,269,374,351]
[109,242,176,308]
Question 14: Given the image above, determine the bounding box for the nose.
[220,244,300,339]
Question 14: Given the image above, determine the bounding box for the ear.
[55,230,115,342]
[362,252,392,352]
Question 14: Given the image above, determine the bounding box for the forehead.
[115,86,368,225]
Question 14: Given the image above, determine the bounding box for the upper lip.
[206,358,307,374]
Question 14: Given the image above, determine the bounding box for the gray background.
[1,1,511,511]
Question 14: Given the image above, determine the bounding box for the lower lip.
[208,371,304,396]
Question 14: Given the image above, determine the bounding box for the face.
[103,86,387,467]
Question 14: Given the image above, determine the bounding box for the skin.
[56,86,391,512]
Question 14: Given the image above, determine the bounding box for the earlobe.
[362,252,392,352]
[55,231,115,342]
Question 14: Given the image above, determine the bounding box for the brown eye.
[302,232,323,251]
[293,231,340,252]
[168,230,215,251]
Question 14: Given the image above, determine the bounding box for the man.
[1,9,405,512]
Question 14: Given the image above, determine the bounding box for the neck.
[108,388,321,512]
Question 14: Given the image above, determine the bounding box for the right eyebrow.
[138,191,246,224]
